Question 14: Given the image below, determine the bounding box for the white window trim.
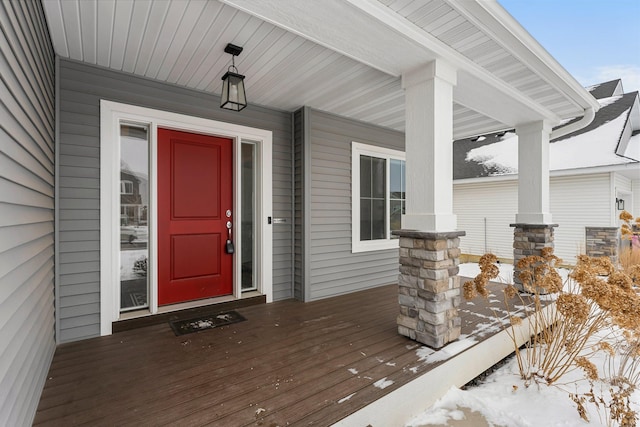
[351,141,405,253]
[100,100,273,336]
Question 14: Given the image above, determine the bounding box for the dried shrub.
[619,248,640,281]
[463,211,640,426]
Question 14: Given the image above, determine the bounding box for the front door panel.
[158,128,233,305]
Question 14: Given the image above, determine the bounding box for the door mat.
[169,311,246,336]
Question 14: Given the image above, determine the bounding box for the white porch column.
[401,59,457,232]
[512,121,556,292]
[515,121,553,224]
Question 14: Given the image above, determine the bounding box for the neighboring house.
[119,170,146,227]
[1,0,606,424]
[452,79,640,264]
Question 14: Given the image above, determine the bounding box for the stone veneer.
[585,226,619,265]
[510,223,558,291]
[393,230,466,349]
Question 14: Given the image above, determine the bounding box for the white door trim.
[100,100,273,336]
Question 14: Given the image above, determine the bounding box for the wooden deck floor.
[35,280,532,426]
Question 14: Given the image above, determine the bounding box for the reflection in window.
[119,124,149,312]
[359,155,406,241]
[120,180,134,194]
[360,155,386,240]
[241,142,257,291]
[389,159,406,238]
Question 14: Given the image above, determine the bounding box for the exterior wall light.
[220,43,247,111]
[616,198,625,210]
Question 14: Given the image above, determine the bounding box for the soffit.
[42,0,594,139]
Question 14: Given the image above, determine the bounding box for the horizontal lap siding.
[454,173,613,265]
[306,110,404,300]
[454,181,518,259]
[614,172,633,222]
[550,174,612,263]
[0,1,55,426]
[58,60,292,342]
[615,173,632,194]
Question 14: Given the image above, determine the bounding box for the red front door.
[158,128,233,305]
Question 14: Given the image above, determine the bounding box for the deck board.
[35,279,529,426]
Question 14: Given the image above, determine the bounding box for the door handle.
[225,220,234,254]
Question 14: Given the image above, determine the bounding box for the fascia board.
[629,94,640,132]
[616,96,640,159]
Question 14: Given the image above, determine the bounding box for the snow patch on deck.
[338,393,356,404]
[416,336,478,364]
[374,378,394,389]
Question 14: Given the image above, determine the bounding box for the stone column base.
[393,229,466,349]
[510,223,558,292]
[585,226,619,265]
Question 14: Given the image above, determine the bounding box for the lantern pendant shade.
[221,70,247,111]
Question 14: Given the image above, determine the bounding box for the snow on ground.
[459,261,571,285]
[416,337,478,365]
[120,249,147,281]
[407,340,640,427]
[406,263,639,427]
[458,262,513,284]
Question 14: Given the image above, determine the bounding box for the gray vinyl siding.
[297,108,404,301]
[57,59,293,342]
[0,1,56,425]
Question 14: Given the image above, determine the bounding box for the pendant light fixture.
[220,43,247,111]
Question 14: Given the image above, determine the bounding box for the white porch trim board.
[333,303,556,427]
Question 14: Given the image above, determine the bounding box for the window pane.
[120,124,149,312]
[359,154,387,242]
[360,156,371,198]
[241,143,256,291]
[371,157,386,198]
[390,159,405,239]
[360,199,372,240]
[390,159,404,199]
[372,199,386,239]
[390,200,402,234]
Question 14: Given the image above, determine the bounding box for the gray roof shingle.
[453,81,639,180]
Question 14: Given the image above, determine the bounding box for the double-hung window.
[120,180,134,195]
[352,142,405,252]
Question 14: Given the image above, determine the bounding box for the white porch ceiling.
[42,0,598,139]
